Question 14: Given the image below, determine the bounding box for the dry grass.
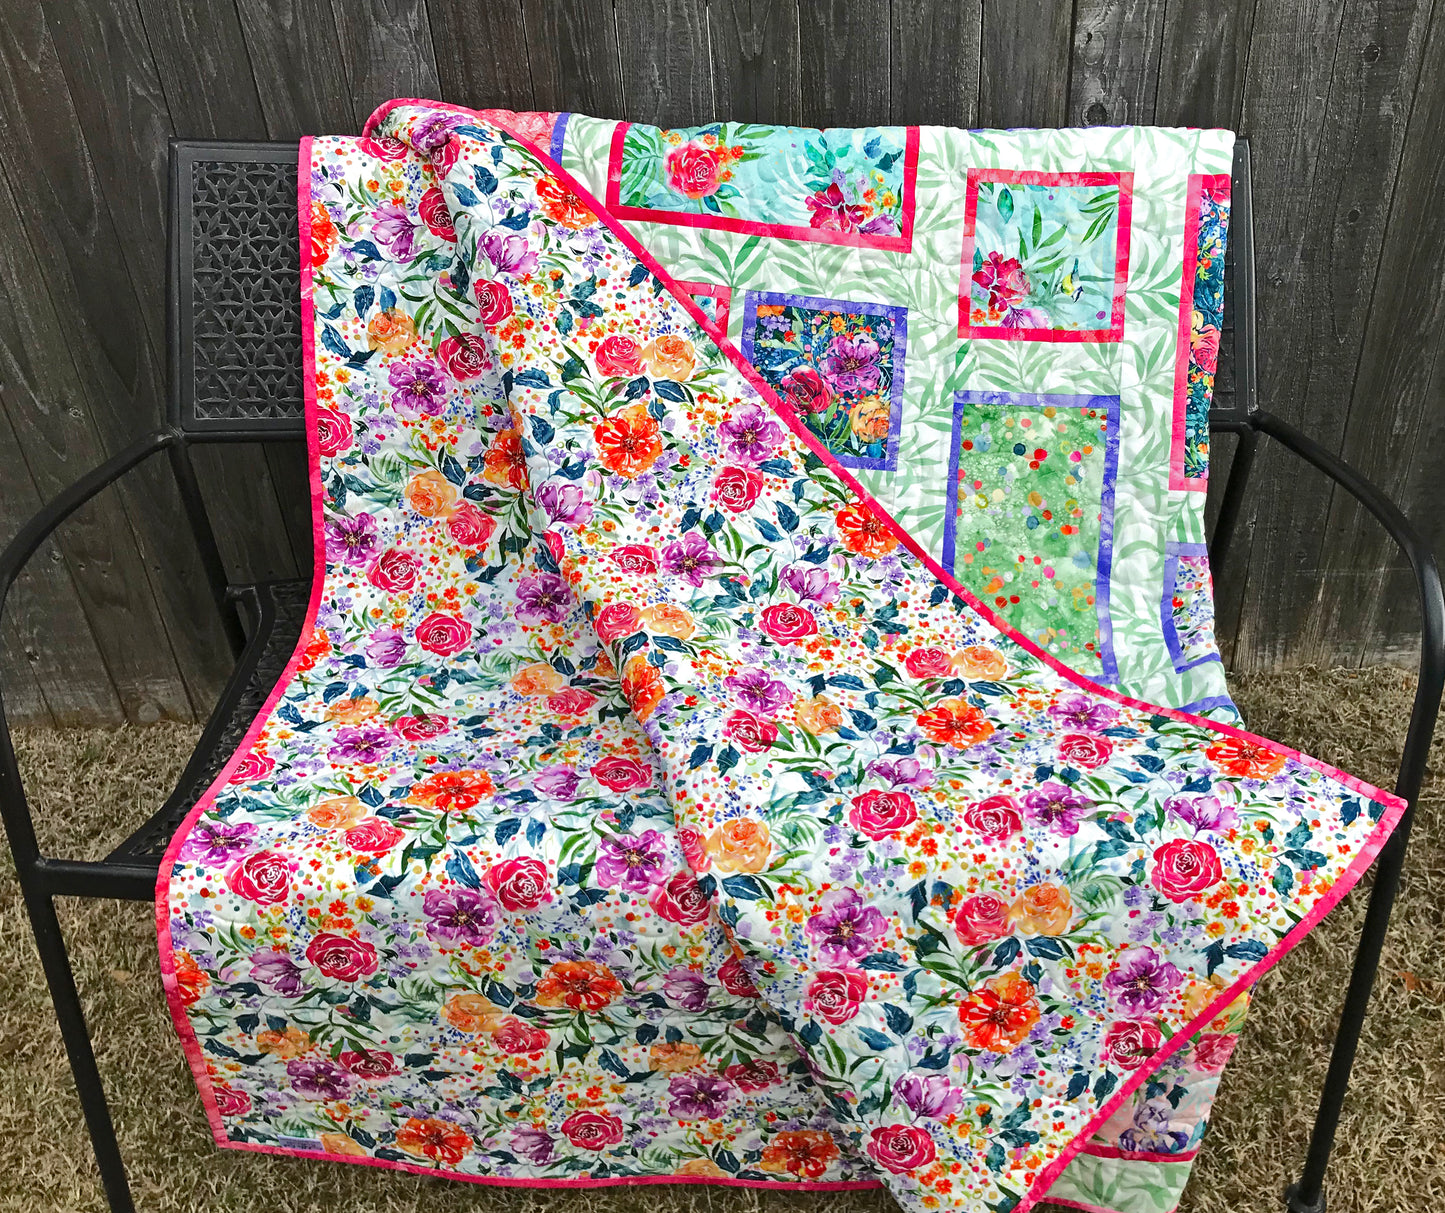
[1,667,1442,1213]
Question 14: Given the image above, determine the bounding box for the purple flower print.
[661,533,723,587]
[1023,781,1094,835]
[184,818,257,864]
[388,360,449,417]
[894,1072,965,1118]
[663,967,710,1012]
[534,766,581,801]
[1104,945,1183,1016]
[250,951,306,998]
[422,887,499,948]
[371,204,421,260]
[1048,694,1119,734]
[781,564,840,605]
[325,512,379,566]
[286,1057,354,1101]
[535,480,593,527]
[805,887,888,964]
[1166,794,1239,835]
[724,667,793,717]
[717,401,785,464]
[1117,1098,1189,1154]
[820,333,883,395]
[510,1125,555,1165]
[329,724,392,764]
[480,229,540,278]
[411,111,463,153]
[867,755,933,789]
[667,1073,734,1119]
[515,573,573,624]
[364,627,407,668]
[859,213,899,236]
[594,830,669,893]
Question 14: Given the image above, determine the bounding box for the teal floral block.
[960,170,1132,341]
[1171,174,1232,488]
[740,290,907,471]
[1162,542,1222,673]
[608,121,918,250]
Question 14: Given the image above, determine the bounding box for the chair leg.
[1284,804,1415,1213]
[23,886,136,1213]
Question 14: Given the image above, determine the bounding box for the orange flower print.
[310,200,337,267]
[407,770,495,812]
[396,1116,473,1166]
[306,795,367,829]
[915,697,995,748]
[535,960,623,1011]
[648,1041,705,1071]
[621,655,665,720]
[406,469,459,517]
[705,818,772,873]
[643,334,696,381]
[442,991,506,1034]
[759,1129,841,1179]
[954,645,1008,679]
[535,176,596,229]
[1205,737,1287,780]
[641,602,694,638]
[366,307,416,354]
[835,501,899,558]
[319,1132,369,1157]
[795,694,843,735]
[510,661,565,696]
[173,951,209,1007]
[324,696,380,725]
[594,404,664,478]
[675,1157,727,1178]
[958,972,1041,1052]
[482,427,528,490]
[1008,882,1073,936]
[256,1025,311,1059]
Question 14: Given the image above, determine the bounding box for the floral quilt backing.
[159,103,1403,1213]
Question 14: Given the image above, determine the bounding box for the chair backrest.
[167,134,1258,438]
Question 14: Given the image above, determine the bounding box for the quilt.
[158,101,1401,1213]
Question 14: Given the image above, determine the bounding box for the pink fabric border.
[1169,172,1232,492]
[1082,1143,1199,1164]
[159,99,1405,1206]
[958,167,1133,343]
[604,120,921,253]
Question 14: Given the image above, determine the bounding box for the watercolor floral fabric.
[159,104,1401,1213]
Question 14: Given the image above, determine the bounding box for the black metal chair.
[0,137,1440,1213]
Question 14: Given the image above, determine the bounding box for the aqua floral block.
[959,170,1133,341]
[1170,174,1232,489]
[740,290,907,471]
[1162,542,1223,672]
[608,121,918,250]
[945,391,1120,681]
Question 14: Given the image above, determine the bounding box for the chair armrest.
[0,429,178,883]
[1255,409,1445,806]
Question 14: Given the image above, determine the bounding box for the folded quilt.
[159,102,1403,1213]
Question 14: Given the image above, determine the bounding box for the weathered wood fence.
[1,0,1442,725]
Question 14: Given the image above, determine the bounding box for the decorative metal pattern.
[189,158,305,425]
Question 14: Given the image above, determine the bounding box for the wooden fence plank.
[0,252,123,726]
[616,0,714,126]
[797,0,890,126]
[978,0,1073,128]
[234,0,355,136]
[1315,4,1445,666]
[426,0,534,111]
[1154,0,1255,127]
[522,0,626,118]
[0,4,209,722]
[1069,0,1166,126]
[708,0,801,124]
[332,0,442,128]
[1227,0,1432,673]
[890,0,982,126]
[47,0,305,597]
